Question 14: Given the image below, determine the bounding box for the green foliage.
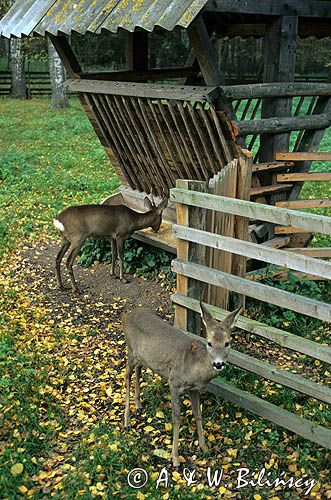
[246,267,330,338]
[79,238,175,284]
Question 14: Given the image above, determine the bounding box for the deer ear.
[144,196,154,210]
[200,301,213,329]
[222,306,242,331]
[156,197,168,214]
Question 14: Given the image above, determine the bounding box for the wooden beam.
[214,20,331,38]
[170,188,331,235]
[274,227,313,234]
[125,32,148,72]
[172,294,331,363]
[276,199,331,209]
[79,67,199,82]
[277,172,331,182]
[261,236,290,248]
[252,161,294,173]
[171,259,331,321]
[250,183,293,197]
[232,113,331,137]
[222,82,331,100]
[205,0,331,18]
[173,225,331,279]
[48,34,81,77]
[275,151,331,161]
[285,247,331,257]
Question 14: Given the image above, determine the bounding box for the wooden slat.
[261,236,290,248]
[171,259,331,321]
[250,183,292,196]
[171,294,331,363]
[275,152,331,162]
[274,227,313,234]
[65,78,220,102]
[222,82,331,100]
[277,172,331,182]
[208,378,331,449]
[169,189,331,235]
[173,225,331,280]
[252,161,294,173]
[276,199,331,209]
[285,247,331,257]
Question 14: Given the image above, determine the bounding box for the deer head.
[143,194,168,233]
[200,302,242,371]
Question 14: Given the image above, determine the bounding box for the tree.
[47,37,69,109]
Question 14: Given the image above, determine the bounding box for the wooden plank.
[250,183,293,197]
[80,67,199,82]
[276,199,331,209]
[222,82,331,100]
[285,247,331,257]
[248,268,327,282]
[174,180,207,335]
[198,106,226,169]
[261,236,290,248]
[274,227,313,235]
[171,294,331,364]
[171,259,331,321]
[169,189,331,235]
[65,78,220,103]
[208,378,331,450]
[252,161,294,173]
[172,225,331,280]
[277,172,331,182]
[232,113,331,137]
[275,152,331,162]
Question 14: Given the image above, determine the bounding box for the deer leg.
[55,239,70,290]
[169,384,181,467]
[116,237,129,283]
[66,238,85,293]
[189,389,209,452]
[110,237,117,277]
[134,365,142,411]
[124,358,135,429]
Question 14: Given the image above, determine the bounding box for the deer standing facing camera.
[53,195,168,292]
[123,303,242,467]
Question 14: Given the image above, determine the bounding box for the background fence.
[0,70,51,97]
[170,170,331,448]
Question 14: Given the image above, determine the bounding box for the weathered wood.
[248,268,327,282]
[252,161,294,173]
[65,78,220,102]
[198,106,226,168]
[232,113,331,137]
[274,227,313,235]
[275,151,331,161]
[206,0,331,18]
[173,225,331,280]
[276,199,331,209]
[277,172,331,182]
[285,247,331,257]
[215,20,331,38]
[208,378,331,449]
[125,32,148,73]
[170,188,331,235]
[174,180,207,335]
[222,82,331,100]
[250,183,293,197]
[187,102,218,175]
[261,236,291,248]
[80,67,199,82]
[171,259,331,321]
[171,294,331,363]
[48,35,81,78]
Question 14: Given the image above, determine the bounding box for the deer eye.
[207,341,212,347]
[225,341,230,347]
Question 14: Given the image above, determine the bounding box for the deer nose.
[213,361,225,370]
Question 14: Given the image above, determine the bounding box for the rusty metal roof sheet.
[0,0,208,38]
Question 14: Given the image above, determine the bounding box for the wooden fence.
[0,70,51,97]
[170,175,331,448]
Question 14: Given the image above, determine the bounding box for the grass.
[0,97,330,499]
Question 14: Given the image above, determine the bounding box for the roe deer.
[53,196,168,292]
[123,303,242,466]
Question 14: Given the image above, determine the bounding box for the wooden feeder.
[1,0,331,252]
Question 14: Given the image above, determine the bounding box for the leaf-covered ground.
[0,98,330,499]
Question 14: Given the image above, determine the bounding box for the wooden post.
[175,179,207,335]
[260,16,298,163]
[125,32,149,72]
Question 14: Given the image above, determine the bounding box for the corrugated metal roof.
[0,0,208,38]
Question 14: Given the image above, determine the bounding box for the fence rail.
[0,70,51,96]
[170,170,331,449]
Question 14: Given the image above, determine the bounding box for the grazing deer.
[123,303,242,467]
[53,196,168,292]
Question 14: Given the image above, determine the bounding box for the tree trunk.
[10,38,27,99]
[47,37,69,109]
